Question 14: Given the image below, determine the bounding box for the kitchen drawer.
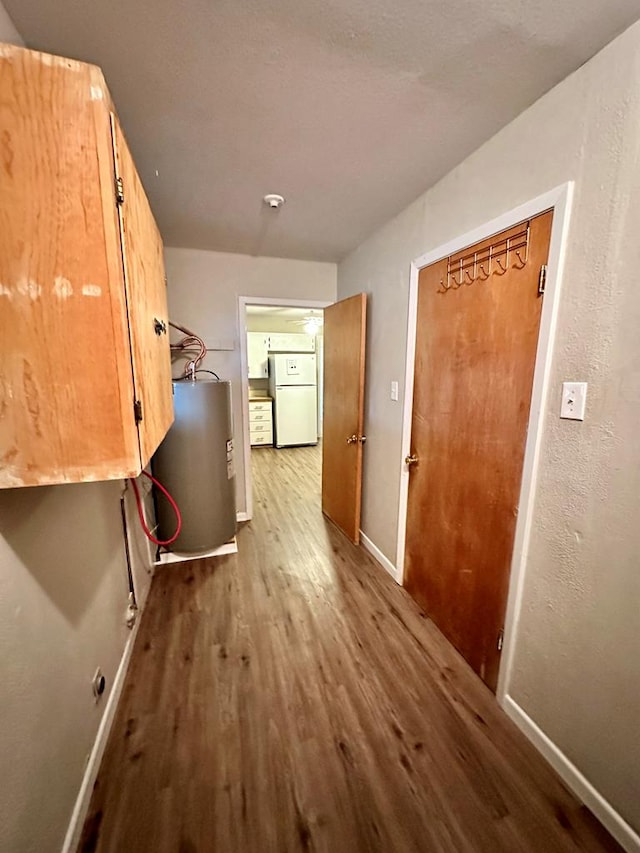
[250,431,273,446]
[251,433,273,447]
[250,421,272,435]
[250,411,272,423]
[249,401,272,413]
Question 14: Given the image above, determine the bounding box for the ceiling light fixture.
[263,193,285,209]
[304,317,322,335]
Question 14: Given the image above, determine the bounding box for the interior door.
[110,114,174,467]
[404,212,553,691]
[321,294,367,543]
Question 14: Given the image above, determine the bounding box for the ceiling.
[5,0,640,262]
[246,306,323,320]
[245,306,324,335]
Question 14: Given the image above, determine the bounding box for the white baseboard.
[360,531,402,584]
[503,695,639,853]
[236,511,250,522]
[61,616,142,853]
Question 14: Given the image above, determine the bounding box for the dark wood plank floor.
[80,444,620,853]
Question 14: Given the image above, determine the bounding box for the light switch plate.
[560,382,587,420]
[390,380,399,402]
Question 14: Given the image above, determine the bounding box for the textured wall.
[0,0,19,42]
[0,483,155,852]
[338,21,640,835]
[164,248,336,512]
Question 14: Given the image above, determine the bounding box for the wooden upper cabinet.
[0,44,173,488]
[111,116,174,468]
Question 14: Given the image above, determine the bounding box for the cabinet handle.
[154,318,167,336]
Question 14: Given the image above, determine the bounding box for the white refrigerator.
[268,354,318,447]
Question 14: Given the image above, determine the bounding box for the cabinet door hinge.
[538,264,547,296]
[115,176,125,205]
[133,399,143,424]
[497,629,504,652]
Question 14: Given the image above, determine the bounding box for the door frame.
[396,183,574,701]
[237,296,332,521]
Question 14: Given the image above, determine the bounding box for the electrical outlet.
[560,382,587,420]
[126,592,138,629]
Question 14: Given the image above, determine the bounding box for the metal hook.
[466,253,478,284]
[449,272,460,289]
[440,223,530,293]
[496,237,511,274]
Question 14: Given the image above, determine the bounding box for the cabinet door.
[268,333,315,352]
[247,333,268,378]
[111,115,174,467]
[0,48,138,487]
[267,333,287,351]
[298,334,316,352]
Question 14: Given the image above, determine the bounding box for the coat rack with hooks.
[439,222,530,293]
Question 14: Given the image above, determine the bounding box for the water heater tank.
[152,379,236,552]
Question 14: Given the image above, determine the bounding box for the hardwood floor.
[80,444,620,853]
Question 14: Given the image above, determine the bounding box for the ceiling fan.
[288,311,324,334]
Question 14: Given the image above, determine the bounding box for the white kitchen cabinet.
[249,399,273,446]
[267,333,315,353]
[247,333,269,378]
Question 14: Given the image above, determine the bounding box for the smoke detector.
[263,193,285,209]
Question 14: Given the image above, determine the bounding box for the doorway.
[238,294,369,545]
[239,298,330,520]
[397,185,574,699]
[404,211,553,692]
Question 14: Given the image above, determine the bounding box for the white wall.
[0,12,156,851]
[0,483,154,852]
[164,248,337,513]
[338,21,640,840]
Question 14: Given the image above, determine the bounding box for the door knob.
[405,454,418,467]
[346,434,358,444]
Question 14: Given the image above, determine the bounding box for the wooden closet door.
[110,115,174,467]
[404,212,553,691]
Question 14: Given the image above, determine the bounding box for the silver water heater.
[152,379,236,552]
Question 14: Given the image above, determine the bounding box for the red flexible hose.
[129,470,182,546]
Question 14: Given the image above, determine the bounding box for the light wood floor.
[80,444,620,852]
